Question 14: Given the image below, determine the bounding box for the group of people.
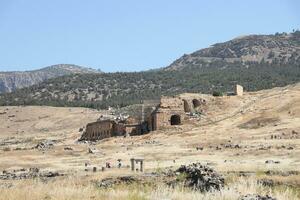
[85,159,123,172]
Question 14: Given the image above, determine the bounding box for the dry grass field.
[0,83,300,200]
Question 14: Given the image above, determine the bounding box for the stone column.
[130,158,135,171]
[140,160,143,172]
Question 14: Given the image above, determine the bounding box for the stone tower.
[234,84,243,96]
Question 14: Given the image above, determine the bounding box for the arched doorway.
[192,99,201,108]
[170,115,181,125]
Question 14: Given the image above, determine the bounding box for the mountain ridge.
[165,31,300,71]
[0,64,101,93]
[1,31,300,109]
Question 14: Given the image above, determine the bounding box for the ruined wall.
[160,96,185,110]
[150,95,209,131]
[81,94,211,140]
[153,110,182,129]
[81,120,114,140]
[113,123,126,136]
[125,124,141,136]
[234,84,243,96]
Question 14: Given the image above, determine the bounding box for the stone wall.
[81,93,210,140]
[234,84,243,96]
[151,109,186,130]
[80,120,142,140]
[125,124,141,136]
[149,94,208,131]
[81,120,114,140]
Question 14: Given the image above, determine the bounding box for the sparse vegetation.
[0,176,299,200]
[1,31,300,109]
[1,60,300,109]
[212,91,223,97]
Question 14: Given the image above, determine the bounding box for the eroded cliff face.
[0,64,100,93]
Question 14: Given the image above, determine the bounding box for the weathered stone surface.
[235,84,244,96]
[239,194,276,200]
[176,162,224,191]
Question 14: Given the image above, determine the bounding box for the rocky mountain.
[0,64,101,93]
[1,31,300,109]
[166,31,300,71]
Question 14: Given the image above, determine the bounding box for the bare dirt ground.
[0,83,300,199]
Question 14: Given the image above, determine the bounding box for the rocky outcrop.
[0,64,101,93]
[176,162,224,191]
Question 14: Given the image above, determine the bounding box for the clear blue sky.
[0,0,299,72]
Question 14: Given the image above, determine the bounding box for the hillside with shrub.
[1,61,300,109]
[1,31,300,109]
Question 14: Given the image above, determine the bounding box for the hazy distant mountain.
[166,31,300,71]
[0,64,101,93]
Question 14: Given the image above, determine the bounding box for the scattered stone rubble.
[34,140,55,150]
[96,176,138,188]
[0,168,63,180]
[64,146,73,151]
[176,162,224,191]
[270,130,300,140]
[239,194,276,200]
[265,170,299,176]
[88,147,101,154]
[95,163,224,192]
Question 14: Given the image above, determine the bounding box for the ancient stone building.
[148,94,208,131]
[234,84,243,96]
[80,120,124,141]
[80,117,147,141]
[81,93,209,141]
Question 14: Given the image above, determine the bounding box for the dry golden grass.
[0,176,299,200]
[0,83,300,199]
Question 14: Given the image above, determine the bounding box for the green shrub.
[212,91,223,97]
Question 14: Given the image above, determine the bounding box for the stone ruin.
[146,94,209,131]
[80,85,243,141]
[130,158,144,172]
[0,168,62,180]
[95,162,224,192]
[235,84,244,96]
[80,93,209,141]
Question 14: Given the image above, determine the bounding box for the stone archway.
[192,99,201,108]
[170,115,181,125]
